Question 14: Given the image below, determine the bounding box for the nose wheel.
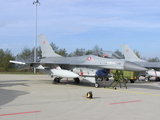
[95,82,99,88]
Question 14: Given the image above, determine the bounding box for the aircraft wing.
[9,60,26,65]
[9,60,107,69]
[9,60,43,70]
[9,60,98,66]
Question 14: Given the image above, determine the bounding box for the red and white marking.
[110,100,141,105]
[0,111,40,116]
[87,57,92,61]
[43,41,46,44]
[126,49,129,52]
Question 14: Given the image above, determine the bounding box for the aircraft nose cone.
[124,61,148,71]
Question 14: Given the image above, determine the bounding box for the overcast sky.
[1,0,160,58]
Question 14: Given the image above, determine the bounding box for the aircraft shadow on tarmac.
[51,80,109,88]
[0,80,29,83]
[0,83,29,108]
[53,81,95,88]
[54,79,160,90]
[0,83,29,88]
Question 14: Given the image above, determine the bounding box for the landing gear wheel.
[53,78,60,84]
[156,77,160,81]
[95,83,99,88]
[130,80,135,83]
[106,78,109,81]
[144,77,149,81]
[74,78,80,84]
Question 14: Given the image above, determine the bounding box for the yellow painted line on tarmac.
[106,88,160,96]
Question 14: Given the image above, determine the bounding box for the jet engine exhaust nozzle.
[124,61,148,71]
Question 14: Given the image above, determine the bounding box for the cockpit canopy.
[97,51,122,59]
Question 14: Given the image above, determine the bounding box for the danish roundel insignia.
[87,57,92,61]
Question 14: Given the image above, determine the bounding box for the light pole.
[33,0,40,73]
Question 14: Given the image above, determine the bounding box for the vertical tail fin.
[121,44,144,61]
[38,34,62,58]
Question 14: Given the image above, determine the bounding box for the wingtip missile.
[9,60,26,65]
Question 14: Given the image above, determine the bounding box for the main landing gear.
[74,78,80,84]
[94,75,109,88]
[52,78,61,84]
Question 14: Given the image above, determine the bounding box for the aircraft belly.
[82,77,96,83]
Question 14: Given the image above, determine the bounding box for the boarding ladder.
[107,70,127,89]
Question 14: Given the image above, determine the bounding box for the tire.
[130,80,135,83]
[106,78,109,81]
[95,83,99,88]
[74,78,80,84]
[144,77,149,81]
[53,78,60,84]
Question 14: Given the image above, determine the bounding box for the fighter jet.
[121,44,160,81]
[10,34,147,87]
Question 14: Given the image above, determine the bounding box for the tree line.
[0,42,160,72]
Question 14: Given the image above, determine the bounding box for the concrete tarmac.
[0,74,160,120]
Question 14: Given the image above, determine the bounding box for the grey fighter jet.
[121,44,160,81]
[10,34,147,87]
